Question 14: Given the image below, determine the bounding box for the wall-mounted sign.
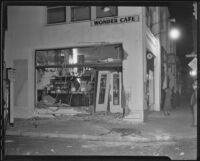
[147,53,153,60]
[188,57,197,71]
[91,15,139,26]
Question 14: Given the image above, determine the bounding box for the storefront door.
[110,72,122,113]
[96,71,111,112]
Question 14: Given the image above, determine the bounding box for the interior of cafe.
[35,44,123,114]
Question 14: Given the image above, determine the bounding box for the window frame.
[46,6,67,25]
[96,6,118,19]
[70,6,91,22]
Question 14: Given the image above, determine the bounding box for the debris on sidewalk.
[66,145,72,148]
[73,111,124,124]
[5,140,14,143]
[100,128,142,137]
[153,152,160,156]
[109,128,142,136]
[50,149,55,153]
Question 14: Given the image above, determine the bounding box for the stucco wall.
[146,27,161,111]
[5,6,144,120]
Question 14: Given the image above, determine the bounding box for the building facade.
[146,7,178,109]
[4,6,175,122]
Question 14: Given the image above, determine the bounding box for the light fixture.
[169,18,176,23]
[102,7,110,12]
[72,48,78,64]
[56,87,61,93]
[169,28,180,40]
[190,70,197,77]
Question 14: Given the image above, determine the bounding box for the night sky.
[168,1,195,97]
[168,2,194,72]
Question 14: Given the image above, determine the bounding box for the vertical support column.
[66,6,71,23]
[123,7,145,123]
[8,69,16,126]
[155,7,161,111]
[91,6,96,20]
[9,80,14,126]
[154,40,161,111]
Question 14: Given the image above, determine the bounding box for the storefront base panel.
[123,110,144,122]
[14,106,34,119]
[35,106,90,116]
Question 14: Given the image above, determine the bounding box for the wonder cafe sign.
[91,15,139,26]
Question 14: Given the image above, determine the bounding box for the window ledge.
[45,20,91,27]
[45,22,67,26]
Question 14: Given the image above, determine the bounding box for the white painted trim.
[146,23,161,111]
[96,71,110,112]
[110,72,122,113]
[35,42,123,51]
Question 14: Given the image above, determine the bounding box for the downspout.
[142,7,147,117]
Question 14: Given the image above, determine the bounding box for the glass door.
[110,72,122,113]
[96,71,111,112]
[148,70,155,110]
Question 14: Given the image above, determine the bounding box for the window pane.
[113,73,120,105]
[71,6,90,22]
[99,74,107,104]
[47,7,66,24]
[77,45,123,63]
[96,6,118,18]
[36,49,72,66]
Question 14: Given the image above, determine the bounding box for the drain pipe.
[6,68,16,127]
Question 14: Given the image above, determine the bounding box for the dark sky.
[168,2,194,72]
[168,2,195,95]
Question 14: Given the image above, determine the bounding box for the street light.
[190,70,197,77]
[169,28,180,40]
[151,18,180,40]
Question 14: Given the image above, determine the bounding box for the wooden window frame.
[46,6,66,25]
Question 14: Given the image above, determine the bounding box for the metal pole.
[7,68,15,126]
[9,79,14,126]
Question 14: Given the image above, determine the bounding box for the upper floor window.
[146,7,151,27]
[71,6,91,22]
[47,6,66,24]
[160,11,165,30]
[96,6,118,18]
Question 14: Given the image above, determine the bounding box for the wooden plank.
[35,62,122,69]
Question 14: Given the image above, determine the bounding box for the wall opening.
[34,44,123,115]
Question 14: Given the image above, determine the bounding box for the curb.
[6,130,197,143]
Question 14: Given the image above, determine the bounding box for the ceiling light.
[103,7,110,12]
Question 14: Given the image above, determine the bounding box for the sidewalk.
[6,104,197,143]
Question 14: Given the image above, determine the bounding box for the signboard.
[147,52,153,60]
[188,57,197,71]
[91,15,139,26]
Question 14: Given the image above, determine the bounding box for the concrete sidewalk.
[6,104,197,143]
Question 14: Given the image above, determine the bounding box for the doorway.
[96,71,122,113]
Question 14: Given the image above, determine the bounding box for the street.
[5,136,197,160]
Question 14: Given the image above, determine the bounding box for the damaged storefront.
[35,44,123,116]
[5,6,161,122]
